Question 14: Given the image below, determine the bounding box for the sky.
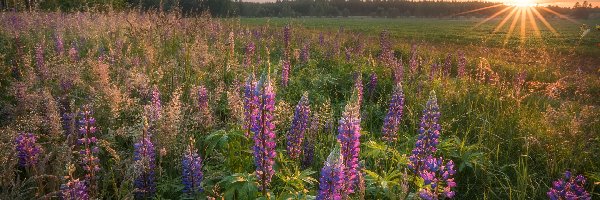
[244,0,600,7]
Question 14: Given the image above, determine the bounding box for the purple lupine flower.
[54,32,64,55]
[69,42,79,61]
[418,156,456,200]
[301,138,315,168]
[77,106,100,188]
[148,86,162,125]
[300,42,310,63]
[14,132,41,168]
[281,59,290,87]
[317,147,345,200]
[252,75,277,192]
[379,30,393,62]
[367,72,377,98]
[196,85,212,126]
[409,91,441,173]
[319,32,325,46]
[287,92,310,160]
[382,82,405,142]
[394,58,404,84]
[35,44,48,80]
[283,25,291,58]
[244,74,259,137]
[182,138,203,195]
[345,47,352,61]
[60,178,89,200]
[547,171,591,200]
[134,125,156,199]
[443,53,452,77]
[337,91,362,194]
[244,42,255,68]
[429,62,438,81]
[409,44,419,77]
[457,51,466,78]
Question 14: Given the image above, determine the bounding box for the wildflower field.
[0,11,599,199]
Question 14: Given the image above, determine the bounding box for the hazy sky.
[244,0,600,7]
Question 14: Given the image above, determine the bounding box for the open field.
[0,12,599,199]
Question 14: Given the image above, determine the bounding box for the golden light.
[506,0,537,7]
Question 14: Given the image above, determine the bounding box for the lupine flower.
[77,105,100,188]
[300,42,310,63]
[337,90,362,194]
[283,25,291,58]
[394,58,404,84]
[244,42,255,68]
[60,178,89,200]
[429,62,438,81]
[281,59,290,87]
[14,132,41,168]
[148,86,162,125]
[228,32,235,60]
[443,53,452,77]
[301,135,315,168]
[35,44,48,80]
[182,137,204,195]
[69,43,79,61]
[381,82,405,142]
[134,122,156,199]
[457,51,466,78]
[197,85,213,126]
[547,171,591,200]
[244,74,258,137]
[379,30,393,62]
[287,92,310,160]
[418,156,456,200]
[409,91,441,173]
[345,47,352,61]
[409,44,419,76]
[319,32,325,46]
[54,32,64,55]
[317,147,345,200]
[367,72,377,97]
[252,75,277,192]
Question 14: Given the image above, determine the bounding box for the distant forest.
[1,0,599,19]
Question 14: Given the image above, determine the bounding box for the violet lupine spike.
[196,85,213,126]
[418,156,456,200]
[409,91,441,173]
[429,62,438,81]
[281,59,290,87]
[378,30,393,62]
[60,178,89,200]
[316,147,345,200]
[547,171,591,200]
[319,32,325,46]
[287,92,311,160]
[77,106,100,189]
[381,82,405,142]
[134,123,156,199]
[54,32,64,55]
[457,51,466,78]
[300,42,310,63]
[444,53,452,77]
[35,44,48,80]
[182,138,204,195]
[252,75,277,192]
[244,42,255,68]
[244,74,258,137]
[283,25,291,58]
[367,72,377,98]
[148,86,162,125]
[394,58,404,84]
[337,90,362,194]
[14,132,41,168]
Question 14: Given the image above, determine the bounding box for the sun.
[507,0,537,7]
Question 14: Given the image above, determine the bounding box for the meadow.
[0,10,599,199]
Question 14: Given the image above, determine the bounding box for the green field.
[1,12,599,199]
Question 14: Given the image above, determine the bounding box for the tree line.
[1,0,598,19]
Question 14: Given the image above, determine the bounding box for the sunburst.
[456,0,580,46]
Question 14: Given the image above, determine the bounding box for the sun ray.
[541,7,579,24]
[452,4,505,16]
[531,7,558,36]
[493,7,518,34]
[520,7,527,45]
[504,8,522,45]
[526,7,542,38]
[473,6,513,29]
